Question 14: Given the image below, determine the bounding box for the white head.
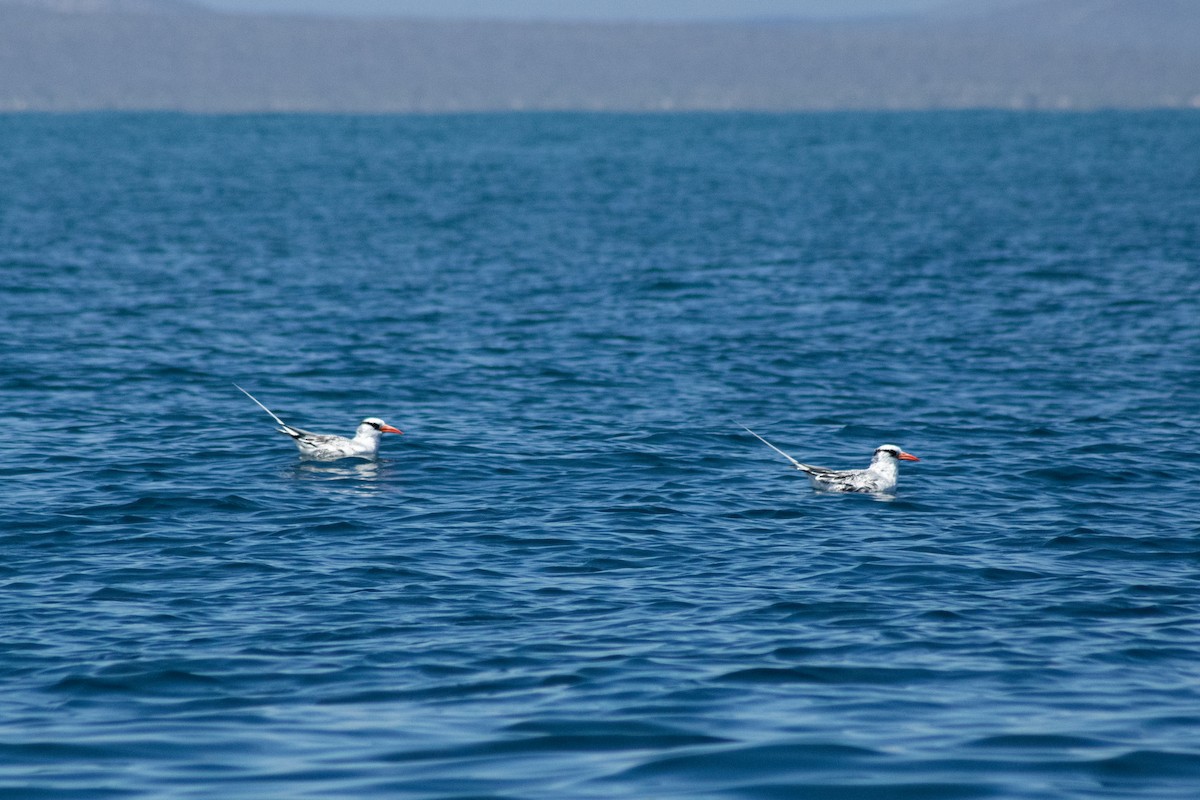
[356,417,403,439]
[873,444,920,465]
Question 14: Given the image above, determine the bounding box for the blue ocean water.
[1,111,1199,799]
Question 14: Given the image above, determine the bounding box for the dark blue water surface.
[2,111,1199,799]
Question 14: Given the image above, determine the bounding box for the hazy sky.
[196,0,969,20]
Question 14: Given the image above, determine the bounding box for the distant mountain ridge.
[1,0,1196,111]
[0,0,199,13]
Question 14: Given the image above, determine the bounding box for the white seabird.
[236,384,402,461]
[743,427,919,494]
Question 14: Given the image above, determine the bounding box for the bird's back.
[801,464,895,493]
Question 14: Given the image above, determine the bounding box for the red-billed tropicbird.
[236,384,402,461]
[743,427,919,494]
